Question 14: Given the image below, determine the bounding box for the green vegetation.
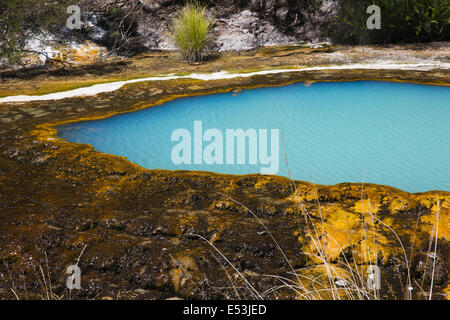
[0,0,70,66]
[332,0,450,44]
[170,2,215,62]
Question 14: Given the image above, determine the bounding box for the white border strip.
[1,63,449,103]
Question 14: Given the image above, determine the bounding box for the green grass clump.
[171,2,215,62]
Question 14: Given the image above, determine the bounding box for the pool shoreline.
[57,81,450,193]
[32,71,450,195]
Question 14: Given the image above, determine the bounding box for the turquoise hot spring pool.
[58,81,450,193]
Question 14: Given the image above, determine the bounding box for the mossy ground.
[0,44,449,300]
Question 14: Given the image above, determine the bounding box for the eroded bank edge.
[2,63,450,103]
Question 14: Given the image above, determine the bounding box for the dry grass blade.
[184,233,263,300]
[428,195,440,300]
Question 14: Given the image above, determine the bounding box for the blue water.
[58,81,450,193]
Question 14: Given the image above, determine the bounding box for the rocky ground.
[5,0,341,68]
[0,46,449,299]
[135,0,340,51]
